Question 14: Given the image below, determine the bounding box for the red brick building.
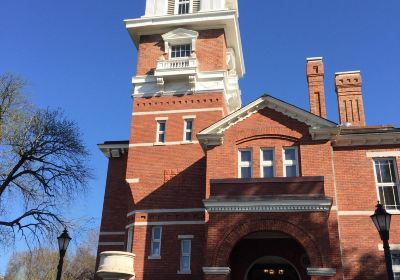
[95,1,400,279]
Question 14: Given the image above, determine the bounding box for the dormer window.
[177,0,191,14]
[171,44,192,59]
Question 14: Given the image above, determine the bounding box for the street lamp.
[370,202,394,280]
[56,228,72,280]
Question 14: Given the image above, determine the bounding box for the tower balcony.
[97,251,135,280]
[154,57,198,78]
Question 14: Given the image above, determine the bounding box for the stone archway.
[211,219,324,269]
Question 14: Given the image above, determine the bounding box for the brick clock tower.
[96,1,400,280]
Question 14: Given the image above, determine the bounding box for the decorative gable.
[197,95,338,149]
[162,28,199,53]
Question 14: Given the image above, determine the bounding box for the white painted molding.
[306,57,323,61]
[204,198,332,213]
[366,151,400,158]
[127,208,205,217]
[178,235,194,239]
[155,116,168,121]
[98,242,125,246]
[333,133,400,147]
[307,268,336,276]
[338,211,374,216]
[129,141,199,147]
[100,232,126,236]
[126,178,140,184]
[203,267,231,275]
[335,70,361,75]
[182,115,196,119]
[378,244,400,251]
[126,221,205,228]
[132,107,224,116]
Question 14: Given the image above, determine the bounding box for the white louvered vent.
[193,0,200,12]
[168,0,175,15]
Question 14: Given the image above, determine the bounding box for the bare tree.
[0,73,92,246]
[4,230,98,280]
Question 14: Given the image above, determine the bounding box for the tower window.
[179,239,191,273]
[171,44,191,58]
[150,227,162,257]
[373,158,400,210]
[183,119,194,142]
[238,149,252,178]
[283,147,299,177]
[177,0,190,14]
[156,120,166,143]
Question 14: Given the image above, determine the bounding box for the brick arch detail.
[212,218,324,268]
[235,134,300,145]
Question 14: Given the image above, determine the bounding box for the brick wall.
[135,29,227,76]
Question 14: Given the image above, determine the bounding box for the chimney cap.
[335,70,361,76]
[306,57,323,61]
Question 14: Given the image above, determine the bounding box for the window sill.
[177,270,191,275]
[181,141,196,145]
[153,142,166,146]
[148,256,161,260]
[387,210,400,215]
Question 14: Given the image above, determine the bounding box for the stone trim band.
[307,268,336,276]
[202,267,231,275]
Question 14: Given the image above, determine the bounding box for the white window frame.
[260,148,275,178]
[372,158,400,212]
[156,120,167,144]
[170,44,192,59]
[178,239,191,274]
[126,227,133,252]
[392,250,400,275]
[238,149,252,178]
[174,0,193,14]
[283,147,299,177]
[183,118,194,142]
[150,226,162,258]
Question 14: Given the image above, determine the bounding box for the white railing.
[156,57,197,71]
[97,251,135,279]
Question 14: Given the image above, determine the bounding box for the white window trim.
[260,148,275,178]
[156,120,166,144]
[238,149,252,178]
[174,0,193,15]
[150,226,162,258]
[126,227,133,252]
[183,118,194,142]
[170,44,192,60]
[162,28,198,55]
[391,250,400,273]
[178,239,191,274]
[283,147,299,177]
[372,158,400,212]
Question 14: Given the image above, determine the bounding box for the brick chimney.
[335,71,366,126]
[306,57,327,118]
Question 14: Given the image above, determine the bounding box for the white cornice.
[203,197,332,213]
[98,142,129,158]
[332,132,400,147]
[124,10,245,77]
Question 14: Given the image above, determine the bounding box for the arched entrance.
[229,231,310,280]
[245,256,300,280]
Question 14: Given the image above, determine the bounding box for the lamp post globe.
[370,202,394,280]
[56,228,71,280]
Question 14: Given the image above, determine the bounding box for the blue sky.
[1,0,400,274]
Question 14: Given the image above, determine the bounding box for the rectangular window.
[126,227,133,252]
[177,0,190,14]
[180,239,191,273]
[171,44,191,58]
[183,119,194,142]
[260,148,275,178]
[373,158,400,210]
[156,121,166,143]
[239,149,252,178]
[150,227,162,257]
[283,147,299,177]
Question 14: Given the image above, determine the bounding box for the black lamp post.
[56,228,72,280]
[370,202,394,280]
